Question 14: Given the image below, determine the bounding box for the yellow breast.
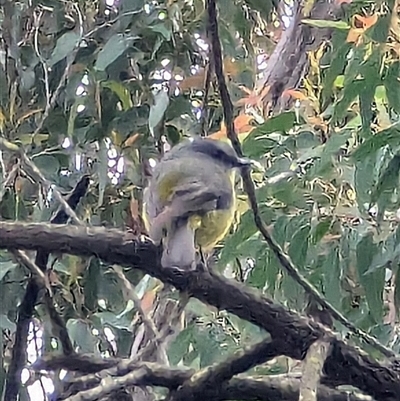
[189,207,235,251]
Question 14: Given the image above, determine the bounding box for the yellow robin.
[143,137,250,270]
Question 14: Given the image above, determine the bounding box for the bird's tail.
[161,222,196,270]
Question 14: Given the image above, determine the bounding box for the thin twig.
[33,9,50,111]
[12,250,50,292]
[0,160,19,204]
[84,10,143,39]
[112,265,163,355]
[206,0,396,359]
[20,152,83,225]
[200,59,213,136]
[64,296,187,393]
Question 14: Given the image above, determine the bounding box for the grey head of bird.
[163,137,251,170]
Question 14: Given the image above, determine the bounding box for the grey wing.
[167,165,234,220]
[144,157,233,241]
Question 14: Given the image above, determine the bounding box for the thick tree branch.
[1,222,400,399]
[261,0,342,113]
[299,338,331,401]
[34,355,372,401]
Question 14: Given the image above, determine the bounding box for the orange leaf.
[223,58,239,76]
[234,114,254,131]
[346,28,364,43]
[14,176,24,194]
[283,89,308,101]
[179,70,206,90]
[354,14,378,29]
[130,198,140,220]
[346,14,378,43]
[141,289,157,314]
[307,115,326,128]
[124,133,140,147]
[208,114,254,139]
[236,85,270,109]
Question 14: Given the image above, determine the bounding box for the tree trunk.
[262,0,342,113]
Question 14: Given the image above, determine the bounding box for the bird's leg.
[149,206,173,243]
[196,247,209,272]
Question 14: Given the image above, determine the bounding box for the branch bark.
[34,355,372,401]
[261,0,342,113]
[1,222,399,400]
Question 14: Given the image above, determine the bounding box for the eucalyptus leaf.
[95,34,136,71]
[67,319,98,354]
[148,89,170,135]
[97,139,109,208]
[302,19,349,29]
[49,31,80,66]
[356,233,384,323]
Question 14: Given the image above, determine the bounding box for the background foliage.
[2,0,400,399]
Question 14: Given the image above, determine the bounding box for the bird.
[143,137,251,270]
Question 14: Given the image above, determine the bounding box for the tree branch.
[34,355,372,401]
[299,338,331,401]
[167,338,288,401]
[1,222,399,399]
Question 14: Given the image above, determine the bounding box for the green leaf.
[0,261,15,281]
[148,89,170,135]
[242,112,297,158]
[66,319,98,353]
[359,49,383,137]
[0,314,16,331]
[321,32,351,109]
[119,0,145,30]
[384,61,400,114]
[354,157,377,211]
[168,326,193,365]
[370,12,392,43]
[33,155,60,177]
[149,23,172,41]
[370,154,400,212]
[356,233,384,323]
[302,19,350,30]
[83,259,100,312]
[166,96,194,121]
[246,111,297,138]
[93,311,133,331]
[218,204,276,266]
[288,224,310,269]
[242,136,278,159]
[323,246,341,309]
[95,34,135,71]
[49,31,80,66]
[193,326,223,368]
[102,81,133,111]
[311,217,332,244]
[166,124,181,144]
[394,267,400,318]
[97,139,109,208]
[352,124,400,161]
[333,44,366,122]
